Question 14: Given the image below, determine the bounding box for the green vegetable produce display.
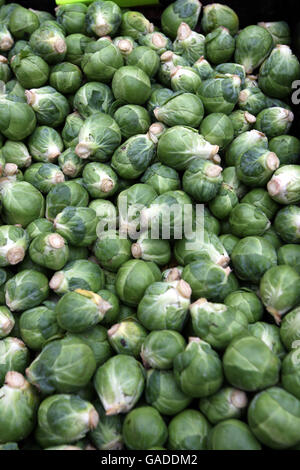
[0,0,298,451]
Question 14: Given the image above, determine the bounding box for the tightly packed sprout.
[0,0,300,452]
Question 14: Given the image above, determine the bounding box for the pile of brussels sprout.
[1,0,300,452]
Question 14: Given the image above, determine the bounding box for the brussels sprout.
[170,66,201,94]
[269,135,300,166]
[173,23,205,64]
[85,0,121,37]
[259,45,300,99]
[9,5,39,39]
[224,289,263,324]
[0,306,15,339]
[258,21,291,46]
[56,289,111,334]
[89,200,117,233]
[255,107,294,139]
[161,266,184,283]
[0,337,29,385]
[174,338,223,398]
[158,126,219,171]
[0,180,44,227]
[238,88,265,116]
[158,51,189,87]
[26,86,70,128]
[191,299,248,350]
[280,306,300,351]
[57,150,83,180]
[236,146,279,187]
[123,45,158,79]
[65,33,94,66]
[183,259,238,302]
[0,55,11,82]
[112,66,151,105]
[114,105,150,140]
[274,206,300,244]
[231,236,277,283]
[193,56,214,81]
[54,207,97,248]
[55,3,88,35]
[49,62,82,95]
[35,394,98,448]
[147,87,174,119]
[205,27,235,65]
[95,289,119,327]
[137,280,191,332]
[278,244,300,276]
[222,166,247,199]
[61,117,83,153]
[200,113,234,150]
[201,3,239,36]
[229,110,256,137]
[67,326,112,368]
[94,354,145,415]
[161,0,201,40]
[29,22,67,64]
[223,334,281,391]
[154,93,203,129]
[137,32,171,56]
[28,127,63,164]
[93,230,131,273]
[26,336,96,396]
[108,319,147,357]
[208,419,261,450]
[0,95,36,140]
[46,181,89,222]
[19,305,63,351]
[0,22,14,52]
[241,189,279,221]
[141,163,180,195]
[10,51,49,89]
[248,387,300,449]
[0,372,39,443]
[5,269,49,313]
[235,25,273,73]
[229,204,271,238]
[116,259,161,307]
[200,388,248,425]
[50,259,104,296]
[260,265,300,324]
[1,140,31,169]
[131,233,170,266]
[113,36,137,58]
[5,78,27,103]
[268,165,300,205]
[83,163,118,200]
[226,129,268,167]
[140,190,193,240]
[248,322,285,359]
[111,133,155,180]
[168,409,210,450]
[0,225,29,267]
[81,43,123,83]
[145,369,191,416]
[219,234,239,256]
[89,400,123,450]
[197,74,241,115]
[120,11,154,40]
[208,183,238,220]
[29,232,68,271]
[76,85,114,121]
[175,230,229,268]
[75,112,121,162]
[141,330,186,370]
